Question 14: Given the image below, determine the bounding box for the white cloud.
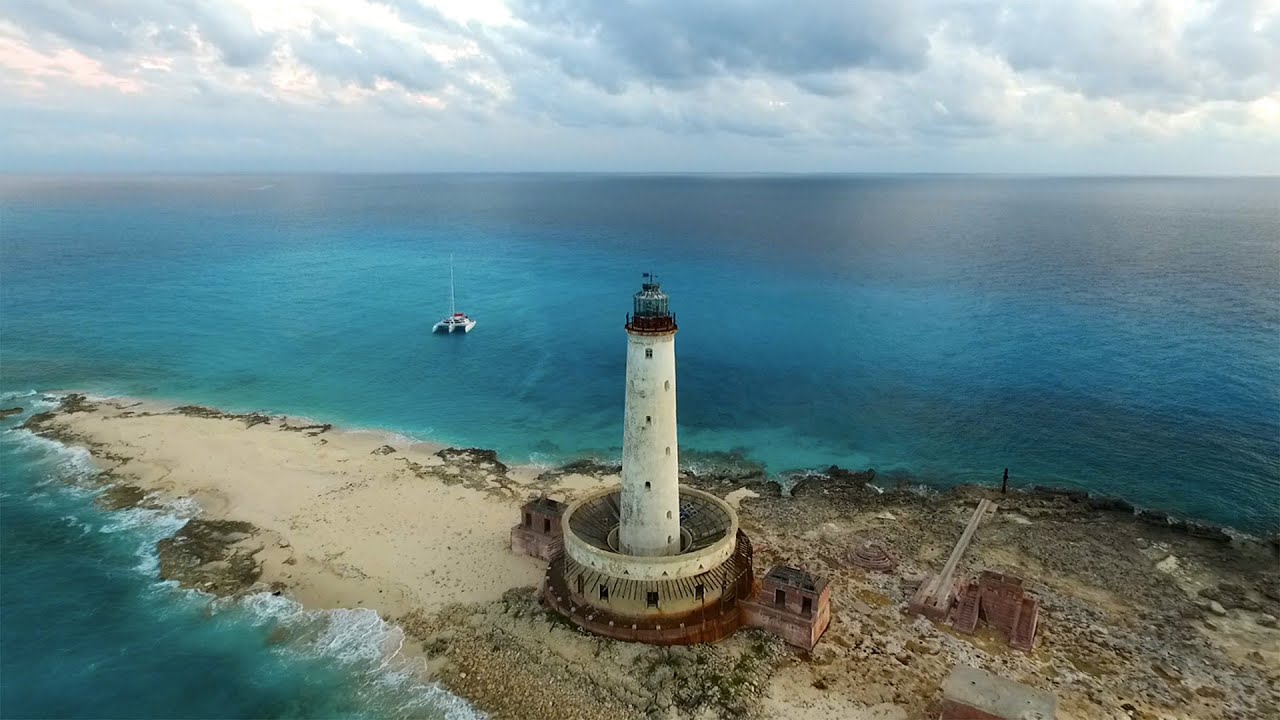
[0,0,1276,172]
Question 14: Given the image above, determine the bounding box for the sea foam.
[236,593,486,719]
[4,419,484,719]
[5,428,98,481]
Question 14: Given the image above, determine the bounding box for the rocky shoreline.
[15,394,1280,719]
[19,397,275,598]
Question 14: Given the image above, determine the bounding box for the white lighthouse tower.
[538,275,758,645]
[619,274,682,556]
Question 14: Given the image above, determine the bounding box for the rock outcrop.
[156,518,264,596]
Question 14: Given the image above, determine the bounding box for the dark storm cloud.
[498,0,932,90]
[6,0,277,67]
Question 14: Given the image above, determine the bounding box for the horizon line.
[2,170,1278,179]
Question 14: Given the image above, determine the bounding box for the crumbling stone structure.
[742,565,832,651]
[951,571,1041,652]
[511,497,565,561]
[910,499,998,620]
[906,500,1040,652]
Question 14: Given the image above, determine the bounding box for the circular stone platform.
[565,487,736,572]
[848,540,898,572]
[544,486,754,645]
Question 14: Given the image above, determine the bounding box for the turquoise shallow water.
[0,400,478,719]
[2,174,1278,717]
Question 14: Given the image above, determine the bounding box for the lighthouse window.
[666,511,672,519]
[665,447,671,456]
[599,585,609,601]
[645,348,653,358]
[647,591,659,608]
[695,584,705,600]
[645,415,651,424]
[644,481,651,490]
[664,380,670,391]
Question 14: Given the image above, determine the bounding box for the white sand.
[54,398,559,618]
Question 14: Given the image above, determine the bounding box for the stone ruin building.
[510,496,564,562]
[741,565,833,650]
[951,571,1041,652]
[909,499,1042,652]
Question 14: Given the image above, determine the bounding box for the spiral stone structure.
[849,540,898,572]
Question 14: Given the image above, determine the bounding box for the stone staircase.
[950,581,982,634]
[1011,596,1040,652]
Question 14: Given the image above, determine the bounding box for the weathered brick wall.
[977,573,1025,633]
[741,594,831,650]
[511,526,561,561]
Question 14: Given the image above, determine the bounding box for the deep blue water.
[2,175,1278,717]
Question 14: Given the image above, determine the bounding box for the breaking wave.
[234,594,485,719]
[2,402,482,720]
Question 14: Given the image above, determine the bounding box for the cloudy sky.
[2,0,1277,173]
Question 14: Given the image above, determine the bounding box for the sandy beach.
[26,395,619,615]
[18,394,1280,720]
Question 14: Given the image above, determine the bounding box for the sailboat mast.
[449,254,456,315]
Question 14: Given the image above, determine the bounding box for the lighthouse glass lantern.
[627,274,675,333]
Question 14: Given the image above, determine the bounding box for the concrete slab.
[941,666,1056,720]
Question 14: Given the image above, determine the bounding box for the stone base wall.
[542,551,751,645]
[511,526,561,562]
[741,597,831,651]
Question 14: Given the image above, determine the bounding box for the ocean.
[2,174,1278,717]
[0,398,478,719]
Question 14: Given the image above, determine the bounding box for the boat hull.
[433,319,476,333]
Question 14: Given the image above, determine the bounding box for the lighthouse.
[516,274,830,648]
[619,275,681,556]
[537,275,757,645]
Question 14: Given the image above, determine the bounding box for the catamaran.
[433,255,476,333]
